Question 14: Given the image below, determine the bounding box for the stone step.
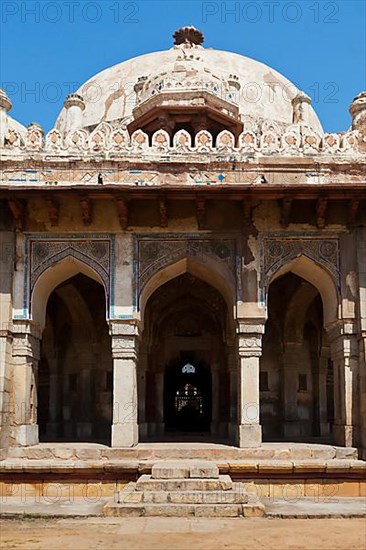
[142,490,249,504]
[151,460,219,479]
[135,474,232,492]
[104,502,265,518]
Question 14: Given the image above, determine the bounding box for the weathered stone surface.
[151,461,190,479]
[242,503,266,517]
[74,448,102,461]
[189,462,219,479]
[103,503,144,517]
[53,447,75,460]
[311,448,336,460]
[141,490,248,505]
[136,474,233,492]
[335,447,358,460]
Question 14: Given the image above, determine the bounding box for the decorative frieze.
[261,233,340,289]
[136,235,237,303]
[21,235,113,319]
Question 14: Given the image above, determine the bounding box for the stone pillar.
[356,226,366,458]
[237,321,264,447]
[109,320,139,447]
[227,341,237,441]
[282,343,302,438]
[138,349,148,439]
[328,322,359,447]
[0,224,14,448]
[11,321,41,446]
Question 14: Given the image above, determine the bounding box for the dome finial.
[173,26,204,46]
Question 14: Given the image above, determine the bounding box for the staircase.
[103,460,265,517]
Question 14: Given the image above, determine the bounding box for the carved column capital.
[236,319,265,357]
[12,320,42,361]
[108,320,140,360]
[326,320,358,361]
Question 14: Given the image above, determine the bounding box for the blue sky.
[1,0,365,132]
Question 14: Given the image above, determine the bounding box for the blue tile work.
[134,233,238,310]
[15,233,116,320]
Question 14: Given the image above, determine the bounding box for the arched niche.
[139,257,236,328]
[268,255,339,327]
[31,256,107,330]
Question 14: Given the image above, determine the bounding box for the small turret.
[64,93,85,132]
[292,91,312,125]
[350,92,366,151]
[0,88,12,144]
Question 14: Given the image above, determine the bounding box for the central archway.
[164,358,212,432]
[140,272,232,442]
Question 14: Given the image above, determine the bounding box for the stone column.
[356,226,366,459]
[237,321,264,447]
[0,225,14,448]
[11,320,41,446]
[282,343,302,438]
[138,349,148,439]
[227,341,237,442]
[109,320,139,447]
[328,322,359,447]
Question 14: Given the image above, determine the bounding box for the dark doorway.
[38,273,112,444]
[164,357,212,432]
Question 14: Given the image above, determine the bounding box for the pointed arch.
[269,255,339,327]
[31,256,106,329]
[139,257,236,325]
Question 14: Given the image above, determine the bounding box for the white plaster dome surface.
[55,42,323,134]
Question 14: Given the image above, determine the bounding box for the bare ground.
[1,517,365,550]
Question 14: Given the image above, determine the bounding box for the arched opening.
[164,359,212,432]
[140,272,232,442]
[31,255,107,329]
[38,273,112,443]
[261,272,334,442]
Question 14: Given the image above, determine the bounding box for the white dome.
[55,31,323,135]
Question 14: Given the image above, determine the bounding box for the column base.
[112,423,138,447]
[13,424,38,446]
[333,423,354,447]
[237,424,262,448]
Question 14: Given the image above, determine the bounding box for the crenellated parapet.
[0,119,363,159]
